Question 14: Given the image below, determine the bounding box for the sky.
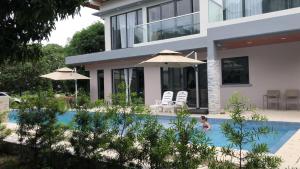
[43,7,101,47]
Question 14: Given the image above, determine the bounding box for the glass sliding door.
[147,0,200,42]
[177,0,194,36]
[112,68,144,102]
[148,5,162,41]
[111,9,142,49]
[161,2,176,39]
[130,68,145,101]
[161,63,208,108]
[97,70,104,100]
[224,0,243,20]
[245,0,263,16]
[112,69,125,94]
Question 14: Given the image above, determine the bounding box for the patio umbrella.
[138,50,204,67]
[40,67,90,104]
[138,50,204,108]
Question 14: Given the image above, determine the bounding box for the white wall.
[0,96,9,112]
[219,41,300,109]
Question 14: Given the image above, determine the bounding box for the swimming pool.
[8,110,300,154]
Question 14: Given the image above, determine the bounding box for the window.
[147,0,200,41]
[97,70,104,100]
[161,64,208,108]
[222,56,249,85]
[111,9,143,49]
[112,68,145,101]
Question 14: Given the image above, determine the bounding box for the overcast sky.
[43,7,101,47]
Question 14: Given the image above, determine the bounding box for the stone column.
[207,41,221,114]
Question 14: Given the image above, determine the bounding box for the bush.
[0,112,11,141]
[170,109,214,169]
[17,91,67,169]
[70,105,111,165]
[220,92,281,169]
[137,115,174,169]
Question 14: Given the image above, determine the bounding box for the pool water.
[8,110,300,153]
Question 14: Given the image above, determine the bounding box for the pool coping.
[275,129,300,168]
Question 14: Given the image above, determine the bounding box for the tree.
[221,93,281,169]
[65,22,105,56]
[0,44,67,95]
[0,0,86,62]
[170,109,214,169]
[17,91,68,169]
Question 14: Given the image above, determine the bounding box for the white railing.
[134,12,200,44]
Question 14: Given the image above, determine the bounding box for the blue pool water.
[8,110,300,153]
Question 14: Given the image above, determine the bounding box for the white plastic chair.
[150,91,174,113]
[163,91,188,113]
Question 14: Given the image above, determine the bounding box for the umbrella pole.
[195,52,200,109]
[74,67,78,106]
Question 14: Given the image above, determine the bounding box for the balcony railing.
[134,12,200,44]
[209,0,300,22]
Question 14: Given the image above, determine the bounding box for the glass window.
[161,2,176,39]
[245,0,263,16]
[224,0,243,20]
[112,68,144,101]
[177,0,192,15]
[161,64,208,108]
[291,0,300,7]
[112,69,125,94]
[97,70,104,99]
[148,5,161,22]
[222,56,249,85]
[127,11,137,48]
[193,0,200,11]
[111,9,142,50]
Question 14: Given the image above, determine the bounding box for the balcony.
[134,12,200,45]
[209,0,300,22]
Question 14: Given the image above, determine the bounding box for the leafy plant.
[137,115,174,169]
[0,112,11,141]
[170,109,214,169]
[221,92,281,169]
[70,104,111,163]
[17,91,67,169]
[104,83,147,167]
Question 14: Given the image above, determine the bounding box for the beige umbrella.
[138,50,204,109]
[41,67,90,104]
[138,50,204,67]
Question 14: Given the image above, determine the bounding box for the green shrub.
[170,109,214,169]
[0,111,11,141]
[137,115,174,169]
[17,92,67,169]
[220,92,281,169]
[70,105,111,162]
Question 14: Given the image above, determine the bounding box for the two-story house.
[66,0,300,114]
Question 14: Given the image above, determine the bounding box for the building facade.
[66,0,300,113]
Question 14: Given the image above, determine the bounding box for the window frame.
[221,56,250,85]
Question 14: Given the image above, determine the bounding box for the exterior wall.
[0,96,9,112]
[219,41,300,109]
[85,57,153,102]
[144,67,161,105]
